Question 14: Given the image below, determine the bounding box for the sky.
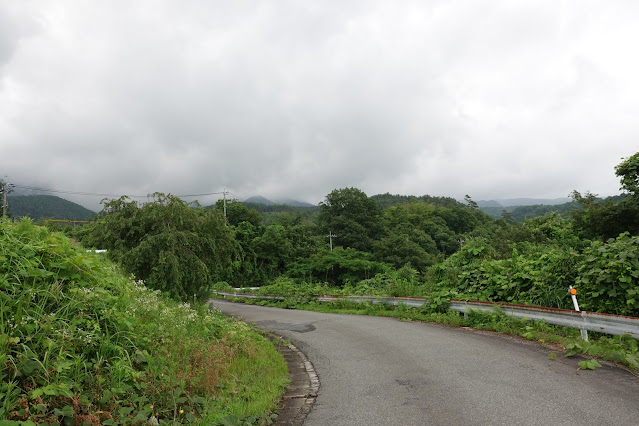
[1,1,638,210]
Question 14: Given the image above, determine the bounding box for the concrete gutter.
[272,339,320,425]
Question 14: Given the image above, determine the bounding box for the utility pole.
[2,181,7,218]
[222,188,228,224]
[327,231,336,251]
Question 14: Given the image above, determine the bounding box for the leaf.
[119,407,134,416]
[53,405,75,417]
[578,359,601,370]
[587,346,600,356]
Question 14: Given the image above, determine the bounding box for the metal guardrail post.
[569,286,588,341]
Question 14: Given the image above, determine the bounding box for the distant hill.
[478,198,572,207]
[6,195,96,221]
[243,196,276,205]
[480,201,582,221]
[242,196,315,207]
[371,193,461,209]
[275,198,315,207]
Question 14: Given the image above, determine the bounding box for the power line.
[11,184,227,199]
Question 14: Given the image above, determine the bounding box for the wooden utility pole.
[327,231,336,251]
[223,188,227,220]
[2,181,7,218]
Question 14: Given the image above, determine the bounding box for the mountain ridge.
[6,195,96,221]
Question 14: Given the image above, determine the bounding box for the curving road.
[211,300,639,425]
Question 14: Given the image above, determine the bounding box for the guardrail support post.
[569,286,588,341]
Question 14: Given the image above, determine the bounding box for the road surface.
[211,300,639,425]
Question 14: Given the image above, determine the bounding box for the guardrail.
[212,291,639,340]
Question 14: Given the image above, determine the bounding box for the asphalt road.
[211,300,639,425]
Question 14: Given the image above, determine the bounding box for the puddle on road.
[258,320,316,333]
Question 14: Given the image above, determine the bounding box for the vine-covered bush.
[430,235,581,309]
[576,232,639,316]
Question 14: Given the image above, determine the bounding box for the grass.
[0,219,288,425]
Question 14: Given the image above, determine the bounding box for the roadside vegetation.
[0,219,287,425]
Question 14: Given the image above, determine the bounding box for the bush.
[576,232,639,316]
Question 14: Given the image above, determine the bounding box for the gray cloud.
[1,0,638,210]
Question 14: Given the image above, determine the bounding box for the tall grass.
[0,219,287,425]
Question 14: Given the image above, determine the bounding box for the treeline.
[480,201,582,221]
[73,153,639,316]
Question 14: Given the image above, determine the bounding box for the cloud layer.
[1,1,638,209]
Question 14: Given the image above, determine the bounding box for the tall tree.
[318,188,382,252]
[615,152,639,196]
[84,194,237,301]
[570,152,639,239]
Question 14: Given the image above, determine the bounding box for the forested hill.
[480,195,630,222]
[480,201,582,221]
[6,195,96,220]
[371,193,461,209]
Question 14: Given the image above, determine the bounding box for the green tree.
[464,194,478,210]
[287,247,390,285]
[615,152,639,196]
[85,194,237,301]
[569,153,639,239]
[570,191,639,239]
[318,188,382,252]
[253,224,293,280]
[214,199,264,228]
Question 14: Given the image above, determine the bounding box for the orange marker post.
[569,285,588,341]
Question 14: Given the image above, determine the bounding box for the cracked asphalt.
[211,300,639,425]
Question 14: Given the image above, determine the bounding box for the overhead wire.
[11,184,228,200]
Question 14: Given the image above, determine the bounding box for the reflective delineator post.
[569,286,589,341]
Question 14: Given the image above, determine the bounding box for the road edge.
[272,337,320,425]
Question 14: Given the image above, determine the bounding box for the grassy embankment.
[0,219,288,425]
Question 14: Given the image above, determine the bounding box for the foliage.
[564,335,639,370]
[480,201,582,222]
[568,154,639,239]
[575,233,639,316]
[287,247,390,286]
[318,188,382,252]
[372,201,491,271]
[430,232,581,309]
[224,220,322,286]
[213,200,264,229]
[615,152,639,196]
[570,191,639,239]
[344,266,423,297]
[81,194,237,301]
[370,193,460,209]
[0,219,287,424]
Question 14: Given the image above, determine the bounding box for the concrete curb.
[272,339,320,425]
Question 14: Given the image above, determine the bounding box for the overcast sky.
[1,1,638,210]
